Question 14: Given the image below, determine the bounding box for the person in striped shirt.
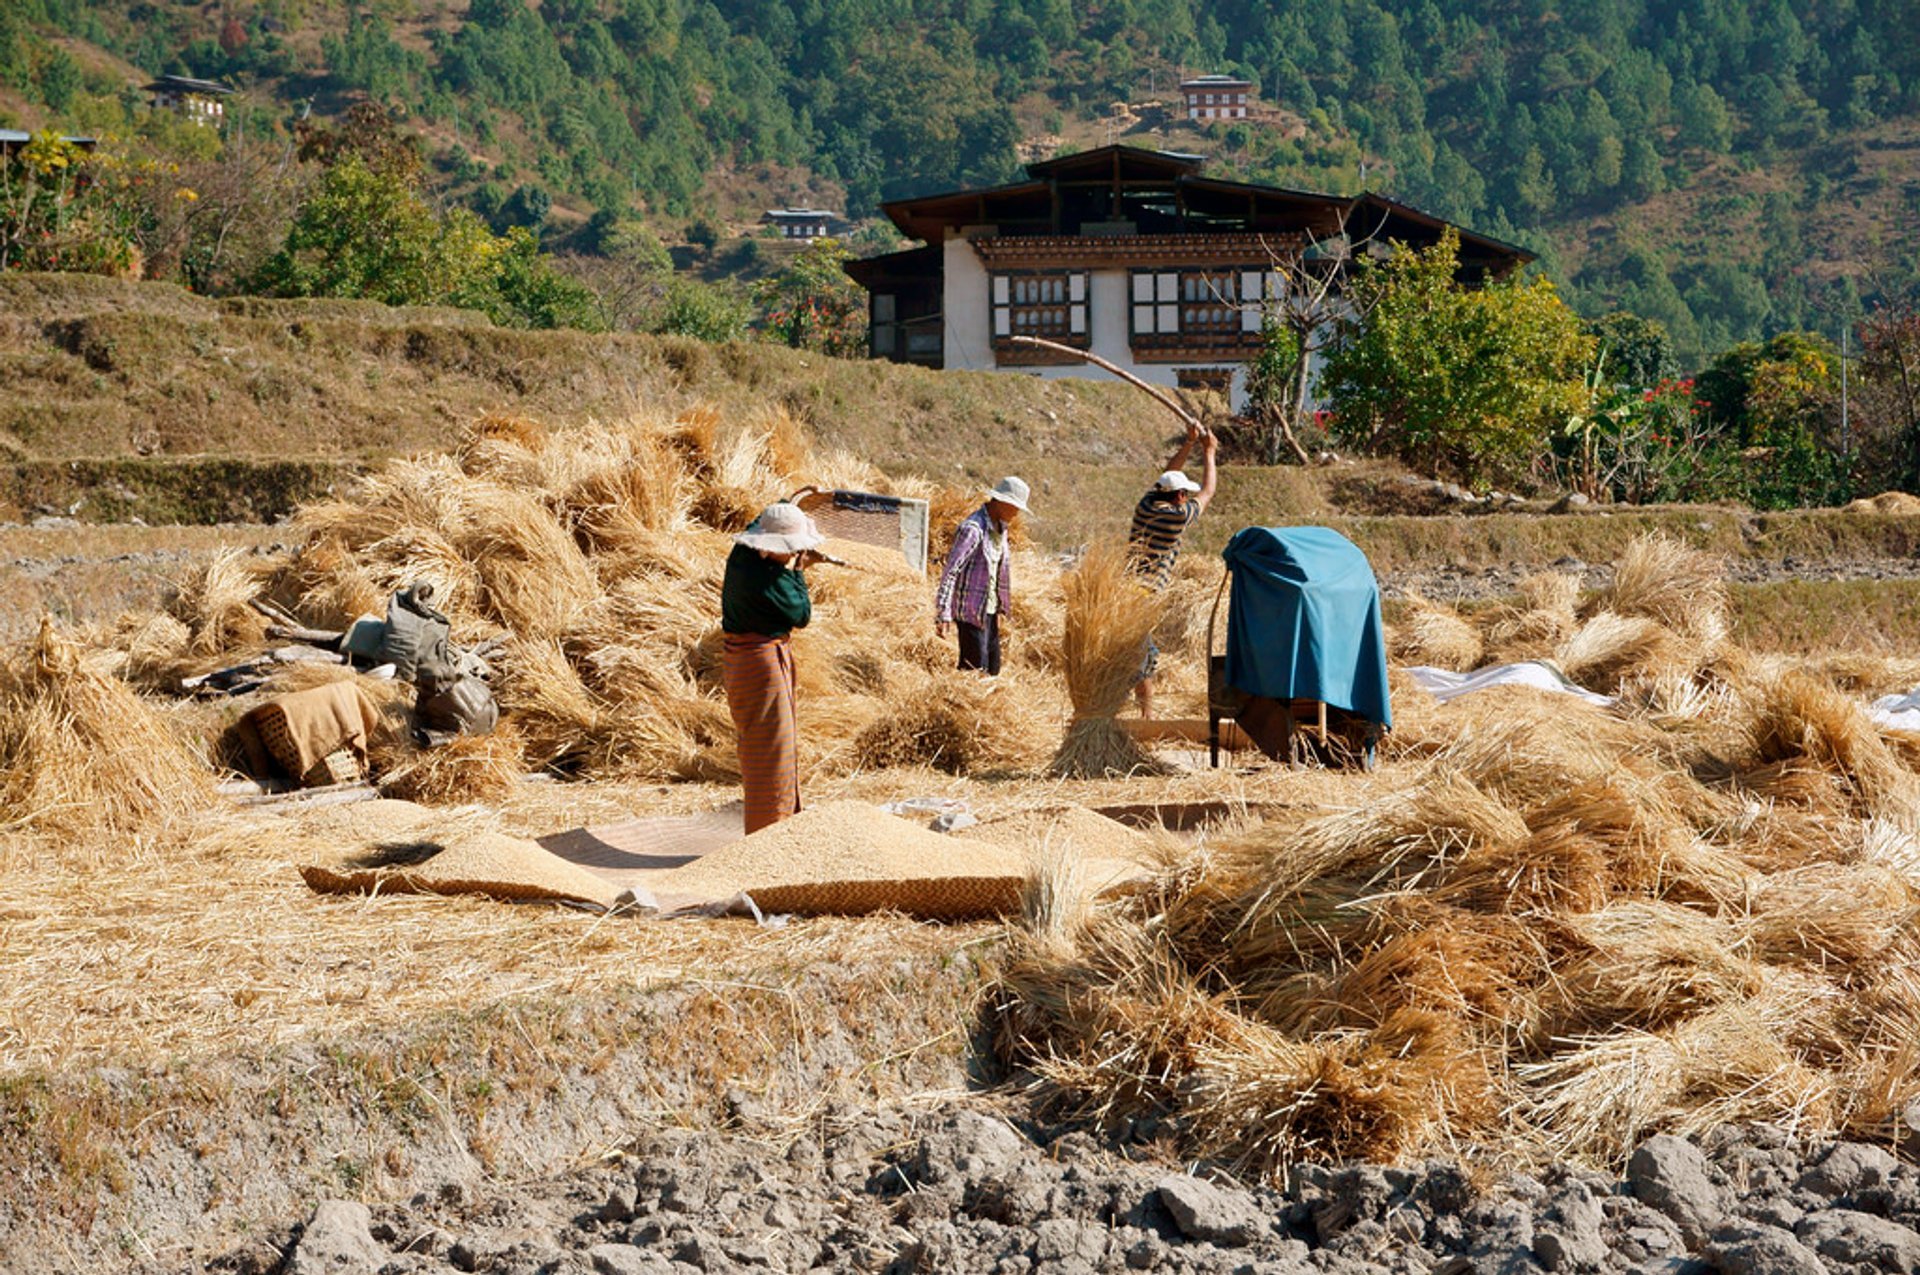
[1128,424,1218,718]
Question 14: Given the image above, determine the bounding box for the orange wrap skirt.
[722,633,800,834]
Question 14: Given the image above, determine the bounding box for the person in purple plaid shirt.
[934,476,1031,675]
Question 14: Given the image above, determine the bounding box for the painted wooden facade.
[843,146,1532,411]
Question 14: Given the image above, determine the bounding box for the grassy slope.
[0,273,1183,518]
[10,274,1920,575]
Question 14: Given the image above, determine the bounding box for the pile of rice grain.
[650,801,1025,898]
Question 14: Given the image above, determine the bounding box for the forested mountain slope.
[3,0,1917,362]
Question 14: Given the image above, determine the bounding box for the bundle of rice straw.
[1051,544,1167,778]
[1390,591,1483,671]
[1484,572,1581,661]
[164,547,270,659]
[1601,532,1729,645]
[995,671,1920,1172]
[371,724,527,806]
[0,619,214,839]
[852,672,1049,776]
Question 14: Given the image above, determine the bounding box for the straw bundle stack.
[192,407,1076,794]
[1051,544,1167,778]
[1484,571,1581,661]
[997,636,1920,1171]
[1391,590,1484,671]
[0,619,215,840]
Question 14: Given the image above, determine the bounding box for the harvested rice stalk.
[1391,591,1483,671]
[372,725,527,806]
[1051,544,1167,778]
[1742,670,1920,825]
[1543,900,1762,1035]
[164,548,269,657]
[0,619,214,840]
[1485,572,1581,660]
[1554,611,1675,689]
[852,672,1050,776]
[1602,532,1728,642]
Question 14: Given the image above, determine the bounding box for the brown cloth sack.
[245,682,383,786]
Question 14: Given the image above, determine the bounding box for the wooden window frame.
[1129,267,1280,360]
[990,270,1089,361]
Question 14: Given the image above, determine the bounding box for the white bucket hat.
[983,475,1033,513]
[735,502,824,554]
[1154,469,1202,494]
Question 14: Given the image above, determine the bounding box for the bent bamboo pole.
[1007,335,1211,437]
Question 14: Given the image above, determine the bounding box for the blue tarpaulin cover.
[1221,526,1392,729]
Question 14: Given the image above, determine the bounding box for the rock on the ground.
[1157,1173,1266,1247]
[1533,1180,1608,1271]
[1798,1142,1903,1199]
[286,1200,387,1275]
[1707,1223,1828,1275]
[1796,1209,1920,1272]
[587,1242,678,1275]
[1627,1135,1728,1247]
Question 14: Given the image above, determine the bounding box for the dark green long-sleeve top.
[721,543,812,638]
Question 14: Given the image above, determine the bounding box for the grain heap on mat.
[966,805,1155,866]
[649,799,1020,907]
[641,799,1146,920]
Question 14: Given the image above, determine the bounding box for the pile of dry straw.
[13,409,1236,816]
[998,534,1920,1171]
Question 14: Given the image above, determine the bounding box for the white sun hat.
[735,502,825,554]
[1155,470,1202,493]
[982,475,1033,513]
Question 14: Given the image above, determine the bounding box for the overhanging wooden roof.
[877,145,1532,274]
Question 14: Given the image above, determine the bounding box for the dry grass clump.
[997,653,1920,1172]
[851,672,1051,776]
[1602,533,1728,638]
[1736,669,1920,825]
[1051,544,1167,778]
[1484,572,1581,661]
[1390,590,1484,671]
[163,547,270,658]
[372,724,527,806]
[0,619,214,840]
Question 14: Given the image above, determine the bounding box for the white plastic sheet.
[1402,661,1617,708]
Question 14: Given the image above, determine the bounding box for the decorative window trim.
[990,270,1089,359]
[1130,267,1281,356]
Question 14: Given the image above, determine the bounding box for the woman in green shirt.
[720,502,823,832]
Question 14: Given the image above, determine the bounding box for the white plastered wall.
[941,241,1249,411]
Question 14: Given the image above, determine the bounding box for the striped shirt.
[1128,490,1200,592]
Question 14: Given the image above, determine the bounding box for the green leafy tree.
[752,238,865,356]
[1697,332,1846,507]
[251,109,595,329]
[0,132,139,276]
[1586,311,1677,390]
[1320,229,1594,485]
[658,277,752,343]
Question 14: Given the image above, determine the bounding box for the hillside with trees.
[6,0,1918,362]
[2,0,1919,506]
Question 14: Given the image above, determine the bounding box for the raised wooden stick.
[1008,335,1209,436]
